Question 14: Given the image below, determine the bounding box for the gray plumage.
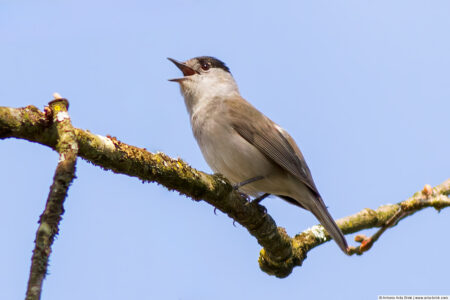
[168,56,348,254]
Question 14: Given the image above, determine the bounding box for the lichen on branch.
[1,103,449,279]
[25,98,78,300]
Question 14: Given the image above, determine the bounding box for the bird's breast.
[189,100,307,199]
[190,106,276,188]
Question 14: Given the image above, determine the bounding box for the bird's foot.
[233,176,264,190]
[243,193,269,214]
[251,193,270,205]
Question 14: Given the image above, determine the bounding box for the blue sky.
[1,1,449,299]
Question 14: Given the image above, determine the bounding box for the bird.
[168,56,348,254]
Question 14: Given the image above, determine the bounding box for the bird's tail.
[308,197,348,254]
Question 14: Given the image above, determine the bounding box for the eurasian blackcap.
[168,56,348,254]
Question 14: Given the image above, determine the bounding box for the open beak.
[167,57,198,82]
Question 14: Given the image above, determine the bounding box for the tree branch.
[25,96,78,300]
[1,102,449,280]
[1,103,293,276]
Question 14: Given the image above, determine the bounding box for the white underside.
[190,99,314,204]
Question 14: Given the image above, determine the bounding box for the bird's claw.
[257,205,267,215]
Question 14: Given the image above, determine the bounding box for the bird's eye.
[201,62,210,71]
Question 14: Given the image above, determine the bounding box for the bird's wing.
[226,97,349,253]
[225,97,320,196]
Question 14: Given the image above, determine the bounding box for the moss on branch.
[1,104,449,278]
[25,99,79,300]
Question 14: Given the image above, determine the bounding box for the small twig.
[348,208,406,255]
[347,184,442,255]
[52,92,62,99]
[25,95,78,300]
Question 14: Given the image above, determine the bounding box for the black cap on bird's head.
[168,56,230,82]
[194,56,230,73]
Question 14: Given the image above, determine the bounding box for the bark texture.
[24,99,78,300]
[1,103,449,280]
